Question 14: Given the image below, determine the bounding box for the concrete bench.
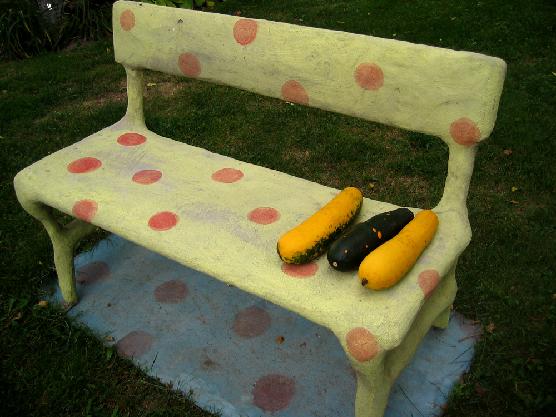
[14,1,506,416]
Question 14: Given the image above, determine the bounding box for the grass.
[1,0,555,416]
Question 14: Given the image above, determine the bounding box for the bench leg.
[51,230,78,306]
[432,265,457,329]
[335,263,460,417]
[13,189,96,306]
[353,364,392,417]
[432,305,451,329]
[333,329,392,417]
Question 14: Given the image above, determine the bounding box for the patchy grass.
[1,1,555,416]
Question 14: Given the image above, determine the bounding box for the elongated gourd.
[327,208,414,271]
[359,210,438,290]
[277,187,363,264]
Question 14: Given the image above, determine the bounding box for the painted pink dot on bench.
[248,207,280,224]
[67,157,102,173]
[252,374,296,412]
[346,327,380,362]
[418,269,440,299]
[211,168,244,183]
[76,261,110,285]
[148,211,179,231]
[120,9,135,32]
[450,117,481,146]
[154,279,188,303]
[132,169,162,185]
[355,63,384,90]
[234,19,258,45]
[72,199,98,222]
[117,132,146,146]
[178,53,201,78]
[281,80,309,105]
[281,262,318,278]
[116,330,154,358]
[233,306,271,338]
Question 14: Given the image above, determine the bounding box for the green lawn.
[1,1,555,416]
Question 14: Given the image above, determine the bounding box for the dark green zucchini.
[327,208,414,271]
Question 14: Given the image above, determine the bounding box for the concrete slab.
[49,235,480,417]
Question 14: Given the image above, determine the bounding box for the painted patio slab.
[49,235,479,417]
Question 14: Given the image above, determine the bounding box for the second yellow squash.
[358,209,438,290]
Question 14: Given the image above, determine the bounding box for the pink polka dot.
[76,261,110,285]
[281,262,318,278]
[281,80,309,105]
[67,157,102,173]
[418,269,440,299]
[116,330,154,358]
[117,132,146,146]
[211,167,244,183]
[72,199,98,222]
[233,306,271,338]
[252,374,295,412]
[178,53,201,78]
[450,117,481,146]
[234,19,258,45]
[132,170,162,184]
[248,207,280,225]
[346,327,380,362]
[154,280,188,303]
[120,9,135,31]
[148,211,179,231]
[354,63,384,90]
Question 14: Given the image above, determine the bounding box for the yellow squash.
[277,187,363,264]
[358,209,438,290]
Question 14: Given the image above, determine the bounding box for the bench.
[13,1,506,416]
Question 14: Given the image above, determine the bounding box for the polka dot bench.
[13,2,506,417]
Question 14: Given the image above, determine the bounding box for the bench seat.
[14,124,470,351]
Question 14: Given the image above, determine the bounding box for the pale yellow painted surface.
[14,2,506,417]
[113,1,505,143]
[14,124,470,348]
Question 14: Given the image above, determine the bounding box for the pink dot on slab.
[354,63,384,90]
[281,80,309,105]
[67,157,102,173]
[148,211,179,231]
[132,169,162,184]
[72,199,98,222]
[154,280,188,303]
[120,9,135,31]
[211,167,244,183]
[247,207,280,225]
[116,330,154,358]
[233,306,271,338]
[234,19,258,45]
[418,269,440,299]
[252,374,296,412]
[76,261,110,285]
[178,53,201,78]
[346,327,380,362]
[117,132,146,146]
[281,262,318,278]
[450,117,481,146]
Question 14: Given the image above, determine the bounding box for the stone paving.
[50,234,480,417]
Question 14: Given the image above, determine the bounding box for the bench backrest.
[112,1,506,211]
